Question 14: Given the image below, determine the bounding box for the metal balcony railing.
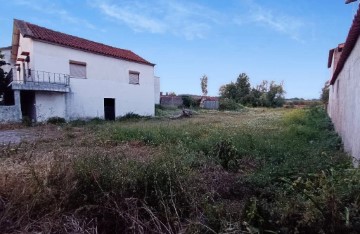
[13,69,70,86]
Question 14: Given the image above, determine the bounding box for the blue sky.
[0,0,358,99]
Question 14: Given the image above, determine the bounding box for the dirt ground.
[0,125,64,145]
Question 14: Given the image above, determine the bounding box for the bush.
[213,139,240,171]
[116,112,143,121]
[47,117,66,125]
[22,116,32,126]
[89,117,104,124]
[181,95,198,108]
[219,98,242,111]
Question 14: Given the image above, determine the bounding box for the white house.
[327,4,360,161]
[0,19,159,122]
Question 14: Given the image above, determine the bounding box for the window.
[129,71,140,84]
[70,60,86,78]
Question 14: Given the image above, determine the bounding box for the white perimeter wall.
[328,36,360,161]
[32,40,155,119]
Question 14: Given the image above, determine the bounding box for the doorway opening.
[20,91,36,122]
[104,98,115,120]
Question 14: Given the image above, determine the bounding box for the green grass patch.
[2,107,358,233]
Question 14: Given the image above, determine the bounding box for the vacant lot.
[1,108,359,233]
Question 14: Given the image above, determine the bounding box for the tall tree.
[200,74,208,96]
[219,82,237,100]
[236,73,251,103]
[320,81,330,104]
[266,81,285,107]
[0,51,6,103]
[0,51,14,105]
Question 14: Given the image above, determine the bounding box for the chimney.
[333,44,345,73]
[345,0,357,3]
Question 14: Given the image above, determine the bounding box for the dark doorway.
[104,98,115,120]
[20,91,36,121]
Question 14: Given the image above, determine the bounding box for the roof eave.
[32,38,156,66]
[329,4,360,85]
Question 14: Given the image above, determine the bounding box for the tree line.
[219,73,285,108]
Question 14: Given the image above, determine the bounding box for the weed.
[22,116,32,127]
[47,116,66,125]
[116,112,149,121]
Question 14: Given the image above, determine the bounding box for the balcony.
[11,70,70,92]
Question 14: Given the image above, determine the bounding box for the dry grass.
[0,123,163,233]
[0,108,352,233]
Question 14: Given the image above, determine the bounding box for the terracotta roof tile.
[14,19,154,66]
[330,4,360,85]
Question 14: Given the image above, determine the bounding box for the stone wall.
[0,105,21,122]
[160,96,183,107]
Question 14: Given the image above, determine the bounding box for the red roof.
[14,19,154,66]
[330,5,360,85]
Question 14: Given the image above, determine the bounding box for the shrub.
[219,98,242,111]
[47,117,66,124]
[116,112,143,121]
[181,95,198,108]
[213,139,240,171]
[89,117,104,124]
[22,116,32,126]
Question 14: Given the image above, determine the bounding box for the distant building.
[0,19,160,122]
[327,4,360,161]
[160,93,219,109]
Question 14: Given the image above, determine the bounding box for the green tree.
[200,74,208,96]
[235,73,251,104]
[219,82,237,100]
[219,73,251,104]
[0,51,6,104]
[0,51,14,105]
[266,81,285,107]
[320,81,330,104]
[219,74,286,108]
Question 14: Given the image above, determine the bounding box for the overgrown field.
[1,107,359,233]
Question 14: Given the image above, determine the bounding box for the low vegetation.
[0,107,358,233]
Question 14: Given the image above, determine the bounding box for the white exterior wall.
[154,76,160,104]
[328,36,360,161]
[16,35,34,81]
[31,40,155,119]
[35,92,66,121]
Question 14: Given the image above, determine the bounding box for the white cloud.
[92,0,221,40]
[13,0,97,30]
[97,3,166,33]
[235,0,306,42]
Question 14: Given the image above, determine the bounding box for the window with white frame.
[129,71,140,84]
[69,60,86,78]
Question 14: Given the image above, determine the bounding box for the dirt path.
[0,129,41,145]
